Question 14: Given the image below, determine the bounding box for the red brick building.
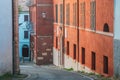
[53,0,114,76]
[29,0,53,65]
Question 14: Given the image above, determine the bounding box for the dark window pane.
[24,15,28,21]
[24,31,28,39]
[103,23,109,32]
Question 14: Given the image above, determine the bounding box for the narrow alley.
[1,0,120,80]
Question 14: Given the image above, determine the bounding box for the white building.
[0,0,13,75]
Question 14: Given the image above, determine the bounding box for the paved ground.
[19,63,92,80]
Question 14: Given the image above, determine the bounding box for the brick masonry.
[30,0,53,65]
[53,0,114,76]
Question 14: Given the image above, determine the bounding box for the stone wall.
[114,0,120,77]
[114,39,120,77]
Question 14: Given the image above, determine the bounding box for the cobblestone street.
[19,63,92,80]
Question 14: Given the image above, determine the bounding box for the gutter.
[12,0,15,74]
[77,0,80,70]
[62,0,65,66]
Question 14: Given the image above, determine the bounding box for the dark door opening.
[91,51,96,70]
[22,45,29,57]
[81,47,85,64]
[73,44,77,60]
[103,56,108,74]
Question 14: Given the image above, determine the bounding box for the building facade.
[53,0,114,76]
[114,0,120,77]
[19,12,30,62]
[28,0,120,77]
[29,0,53,65]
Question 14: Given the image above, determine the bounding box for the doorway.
[22,45,29,57]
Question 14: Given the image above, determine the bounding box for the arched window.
[103,23,109,32]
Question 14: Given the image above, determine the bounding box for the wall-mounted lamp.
[42,12,46,18]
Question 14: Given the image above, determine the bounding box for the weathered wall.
[53,0,114,76]
[0,0,13,75]
[114,40,120,77]
[29,0,37,63]
[19,21,30,60]
[29,0,53,65]
[35,0,53,65]
[114,0,120,77]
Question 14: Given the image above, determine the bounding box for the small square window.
[24,15,28,21]
[24,31,28,39]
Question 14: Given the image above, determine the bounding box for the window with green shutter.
[80,2,85,28]
[55,4,58,23]
[90,1,96,30]
[66,3,70,25]
[60,4,63,24]
[73,3,77,26]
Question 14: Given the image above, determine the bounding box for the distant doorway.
[22,45,29,57]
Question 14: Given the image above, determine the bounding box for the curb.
[24,73,31,80]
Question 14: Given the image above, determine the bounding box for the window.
[24,31,28,39]
[80,2,85,28]
[73,44,76,59]
[103,23,109,32]
[90,1,96,30]
[55,4,58,23]
[73,3,77,26]
[91,52,96,70]
[24,15,28,21]
[103,56,108,74]
[67,41,69,55]
[60,4,63,24]
[66,3,70,25]
[82,47,85,64]
[56,37,58,48]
